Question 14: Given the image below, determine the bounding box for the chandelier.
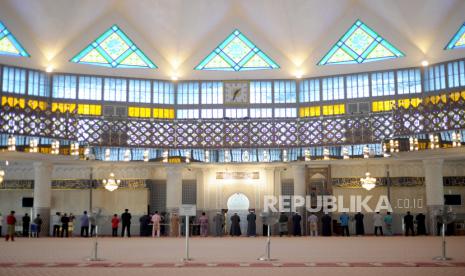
[360,172,376,191]
[102,172,120,192]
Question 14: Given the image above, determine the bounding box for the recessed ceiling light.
[421,60,429,67]
[45,65,54,73]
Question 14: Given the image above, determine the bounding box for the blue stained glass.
[0,21,29,57]
[195,29,279,71]
[445,22,465,50]
[71,25,157,69]
[318,20,404,65]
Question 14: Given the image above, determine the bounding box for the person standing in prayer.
[292,212,302,236]
[22,213,30,237]
[68,213,75,237]
[213,212,224,237]
[404,211,415,236]
[384,212,393,236]
[247,210,257,237]
[0,212,3,237]
[308,213,318,236]
[278,212,288,237]
[339,212,350,236]
[321,213,332,236]
[199,212,209,237]
[416,213,427,235]
[151,211,162,238]
[5,211,16,241]
[111,214,120,237]
[139,213,151,236]
[52,212,61,237]
[33,214,43,238]
[170,213,180,237]
[121,209,132,237]
[354,212,365,236]
[373,212,384,236]
[230,213,241,236]
[89,215,96,237]
[61,213,70,237]
[80,211,89,237]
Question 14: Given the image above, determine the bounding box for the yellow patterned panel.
[1,96,25,108]
[449,91,465,102]
[153,108,175,119]
[372,100,395,112]
[322,104,345,116]
[299,106,321,117]
[27,100,48,111]
[52,102,76,113]
[77,104,101,115]
[397,98,422,109]
[128,107,151,118]
[424,94,447,105]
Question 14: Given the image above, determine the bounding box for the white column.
[292,164,307,235]
[293,164,306,197]
[33,162,53,236]
[166,166,183,210]
[196,169,204,210]
[423,159,444,235]
[274,168,282,197]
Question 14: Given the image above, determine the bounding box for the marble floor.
[1,236,464,276]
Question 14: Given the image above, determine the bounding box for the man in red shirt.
[5,211,16,241]
[111,214,120,237]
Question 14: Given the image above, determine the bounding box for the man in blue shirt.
[80,211,89,237]
[340,212,350,236]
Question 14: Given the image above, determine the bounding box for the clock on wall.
[224,81,249,105]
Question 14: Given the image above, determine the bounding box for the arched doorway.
[226,193,250,235]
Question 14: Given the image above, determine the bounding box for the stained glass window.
[153,81,175,104]
[424,64,446,92]
[299,79,320,102]
[274,108,297,118]
[274,81,296,103]
[250,81,272,103]
[177,82,199,105]
[397,69,421,94]
[0,21,29,57]
[318,20,404,65]
[52,75,77,99]
[195,29,279,71]
[371,71,395,96]
[445,22,465,50]
[78,76,102,100]
[71,25,156,68]
[28,71,49,97]
[448,60,465,88]
[104,78,127,102]
[2,67,26,94]
[346,73,369,98]
[250,108,272,118]
[201,82,223,104]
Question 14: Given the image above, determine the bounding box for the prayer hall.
[0,1,465,276]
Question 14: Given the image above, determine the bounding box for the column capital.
[33,162,53,171]
[165,165,184,175]
[422,158,444,167]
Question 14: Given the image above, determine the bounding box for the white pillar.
[274,168,282,197]
[33,162,53,236]
[196,169,204,210]
[293,164,306,197]
[423,159,444,235]
[292,164,307,235]
[166,166,183,210]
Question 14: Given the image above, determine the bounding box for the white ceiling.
[0,0,464,80]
